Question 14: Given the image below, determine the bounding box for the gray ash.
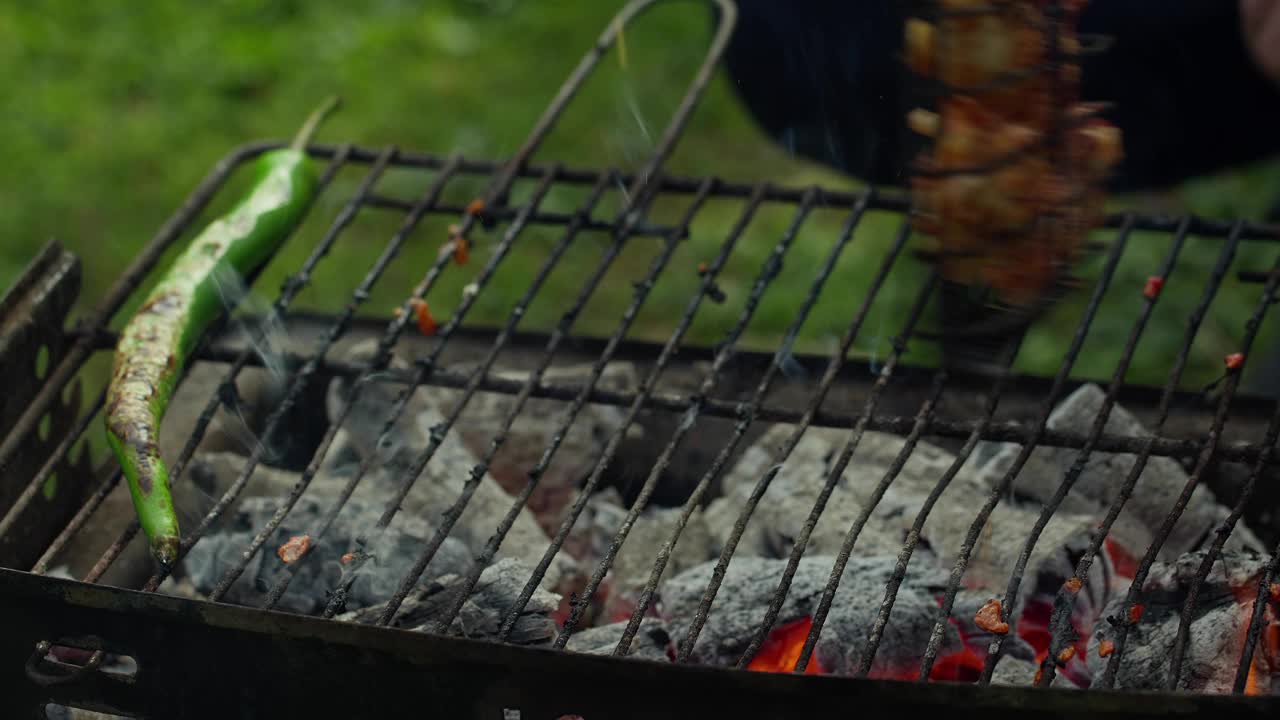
[568,618,674,662]
[339,558,560,646]
[182,494,472,615]
[1087,551,1276,694]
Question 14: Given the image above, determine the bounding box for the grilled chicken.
[905,0,1122,307]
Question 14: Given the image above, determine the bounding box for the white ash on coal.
[1087,551,1277,694]
[659,555,965,677]
[324,340,573,590]
[181,493,472,615]
[989,654,1079,689]
[705,429,956,560]
[339,558,560,646]
[964,383,1264,560]
[704,425,1109,601]
[562,488,629,566]
[417,360,642,537]
[602,502,714,620]
[564,489,715,624]
[566,618,674,662]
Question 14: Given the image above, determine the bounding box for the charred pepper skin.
[105,97,340,567]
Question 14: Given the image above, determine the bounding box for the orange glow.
[745,616,986,682]
[1229,573,1276,696]
[1104,537,1139,579]
[746,617,825,675]
[918,646,984,684]
[1245,664,1262,696]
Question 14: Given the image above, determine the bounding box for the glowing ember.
[1098,638,1115,658]
[1056,645,1076,664]
[974,599,1009,635]
[1269,582,1280,604]
[1246,663,1263,696]
[746,617,824,675]
[1224,352,1246,371]
[1128,603,1145,624]
[409,298,437,337]
[445,224,470,265]
[1105,537,1139,579]
[276,535,311,564]
[1142,276,1164,300]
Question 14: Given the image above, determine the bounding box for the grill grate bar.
[612,191,876,656]
[379,165,674,625]
[1098,246,1280,689]
[0,387,107,544]
[1236,515,1280,692]
[314,169,689,620]
[261,168,613,610]
[733,272,942,670]
[362,194,679,240]
[1015,215,1185,683]
[796,370,949,672]
[30,470,122,575]
[139,339,1280,465]
[1037,223,1245,686]
[543,186,823,647]
[74,145,358,583]
[977,218,1190,683]
[361,169,634,624]
[1177,399,1280,690]
[856,342,1023,677]
[675,218,915,663]
[203,162,560,603]
[914,220,1135,680]
[316,0,738,619]
[292,144,1280,244]
[451,179,723,637]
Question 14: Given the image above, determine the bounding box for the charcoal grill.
[3,0,1280,717]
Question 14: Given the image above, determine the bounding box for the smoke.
[208,263,294,460]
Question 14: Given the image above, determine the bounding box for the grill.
[4,1,1280,717]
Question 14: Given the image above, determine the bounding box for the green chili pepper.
[106,97,340,566]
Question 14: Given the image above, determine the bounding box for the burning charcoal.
[922,491,1104,597]
[704,427,958,561]
[989,655,1079,689]
[1086,551,1274,693]
[324,340,573,590]
[340,558,560,646]
[562,488,628,564]
[703,425,1102,604]
[182,494,471,615]
[965,384,1263,560]
[604,503,714,615]
[567,619,673,662]
[659,555,963,676]
[419,361,641,536]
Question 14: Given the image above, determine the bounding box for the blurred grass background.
[3,0,1279,402]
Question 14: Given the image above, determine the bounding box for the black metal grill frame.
[2,0,1280,716]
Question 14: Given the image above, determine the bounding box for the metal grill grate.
[3,0,1280,714]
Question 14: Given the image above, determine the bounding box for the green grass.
[3,0,1278,409]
